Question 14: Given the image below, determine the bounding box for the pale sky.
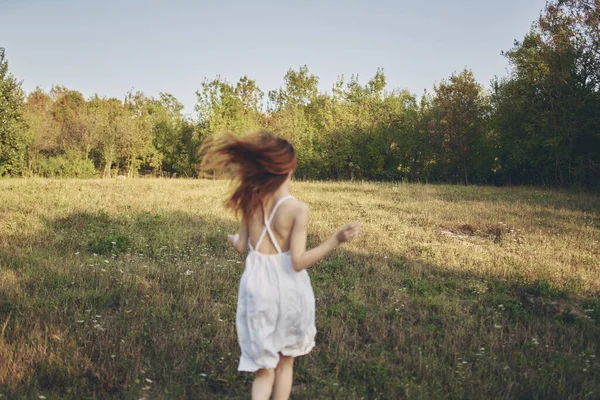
[1,0,547,116]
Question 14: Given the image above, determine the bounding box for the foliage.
[35,149,97,178]
[492,0,600,186]
[0,48,28,176]
[1,1,599,186]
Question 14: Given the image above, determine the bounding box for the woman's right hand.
[336,223,361,243]
[227,233,240,248]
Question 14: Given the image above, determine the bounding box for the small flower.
[93,324,105,331]
[184,270,193,276]
[200,373,207,377]
[145,378,153,383]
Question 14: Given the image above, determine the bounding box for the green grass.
[0,178,599,399]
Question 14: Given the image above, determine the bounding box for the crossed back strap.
[248,195,295,254]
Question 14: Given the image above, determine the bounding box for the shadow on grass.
[434,184,600,215]
[0,210,599,399]
[299,180,600,215]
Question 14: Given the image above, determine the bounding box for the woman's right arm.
[228,217,249,254]
[289,204,360,272]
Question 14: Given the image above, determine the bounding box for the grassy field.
[0,178,599,399]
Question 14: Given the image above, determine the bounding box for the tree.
[268,65,319,111]
[494,0,600,186]
[196,75,264,135]
[430,69,492,184]
[146,92,200,176]
[123,90,162,176]
[23,87,58,174]
[267,66,325,177]
[0,48,27,176]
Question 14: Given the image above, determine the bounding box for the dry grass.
[0,178,599,399]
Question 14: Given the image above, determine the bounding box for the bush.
[35,150,97,178]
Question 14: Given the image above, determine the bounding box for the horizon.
[1,0,547,116]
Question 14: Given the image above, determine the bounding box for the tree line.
[1,0,598,185]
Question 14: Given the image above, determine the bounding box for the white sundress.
[236,195,316,372]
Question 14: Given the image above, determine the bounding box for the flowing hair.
[199,131,297,220]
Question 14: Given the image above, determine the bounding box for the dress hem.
[237,341,316,372]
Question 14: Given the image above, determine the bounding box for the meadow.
[0,178,599,399]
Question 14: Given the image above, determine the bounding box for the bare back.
[247,196,303,254]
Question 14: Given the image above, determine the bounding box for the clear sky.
[1,0,547,116]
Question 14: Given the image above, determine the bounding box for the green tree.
[49,86,89,155]
[147,92,200,176]
[494,0,600,186]
[430,69,492,184]
[123,90,162,176]
[23,87,58,174]
[196,75,264,135]
[0,48,27,176]
[267,66,324,177]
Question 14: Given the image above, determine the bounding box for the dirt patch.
[439,223,525,243]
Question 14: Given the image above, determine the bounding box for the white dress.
[236,195,316,372]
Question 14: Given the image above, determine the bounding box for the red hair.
[200,131,297,220]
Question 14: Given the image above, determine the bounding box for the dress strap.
[253,195,295,253]
[266,195,295,224]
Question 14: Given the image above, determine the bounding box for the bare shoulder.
[290,198,309,216]
[279,198,309,220]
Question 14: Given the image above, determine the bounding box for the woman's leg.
[272,355,294,400]
[252,368,275,400]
